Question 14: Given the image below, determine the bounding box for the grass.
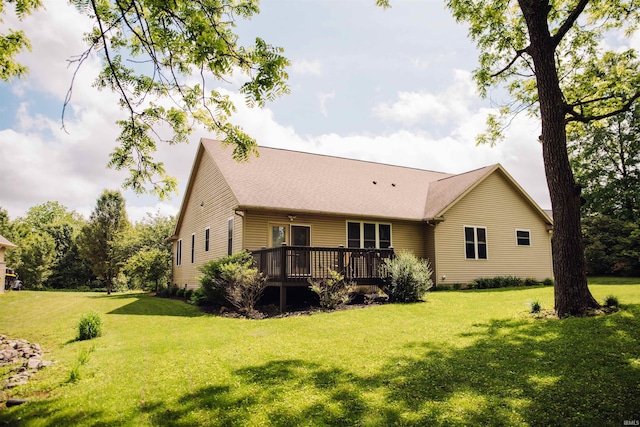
[0,282,639,426]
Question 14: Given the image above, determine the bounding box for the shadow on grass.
[3,306,640,426]
[0,396,107,427]
[103,293,207,317]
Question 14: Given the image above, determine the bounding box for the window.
[516,229,531,246]
[191,234,195,263]
[271,225,287,247]
[363,223,376,248]
[464,226,487,260]
[205,228,210,252]
[347,222,361,248]
[227,218,234,255]
[379,224,391,249]
[176,239,182,266]
[347,221,392,249]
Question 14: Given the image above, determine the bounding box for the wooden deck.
[251,245,394,310]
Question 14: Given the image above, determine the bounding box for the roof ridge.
[255,143,452,175]
[434,164,497,182]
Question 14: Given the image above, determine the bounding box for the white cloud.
[318,91,335,117]
[372,69,476,125]
[291,59,323,76]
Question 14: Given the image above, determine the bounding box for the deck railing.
[251,245,394,284]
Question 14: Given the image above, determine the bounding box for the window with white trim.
[176,239,182,266]
[516,229,531,246]
[464,226,487,260]
[347,221,392,249]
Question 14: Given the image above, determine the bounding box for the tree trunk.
[519,0,599,316]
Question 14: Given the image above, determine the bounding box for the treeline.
[1,190,175,292]
[570,106,640,276]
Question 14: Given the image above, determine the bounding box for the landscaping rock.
[0,336,52,391]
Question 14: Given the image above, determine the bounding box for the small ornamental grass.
[604,295,620,307]
[77,311,102,341]
[529,299,543,314]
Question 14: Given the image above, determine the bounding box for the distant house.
[170,138,553,308]
[0,235,17,294]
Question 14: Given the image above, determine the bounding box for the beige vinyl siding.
[433,172,552,285]
[424,226,437,282]
[243,210,426,257]
[172,151,241,288]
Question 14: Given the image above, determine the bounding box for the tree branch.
[491,47,529,78]
[552,0,590,48]
[566,91,640,123]
[89,0,136,122]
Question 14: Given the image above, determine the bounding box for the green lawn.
[1,282,640,426]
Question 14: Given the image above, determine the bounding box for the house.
[170,138,553,308]
[0,235,17,294]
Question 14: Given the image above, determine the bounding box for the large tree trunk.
[520,0,599,316]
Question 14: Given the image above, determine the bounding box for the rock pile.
[1,334,53,390]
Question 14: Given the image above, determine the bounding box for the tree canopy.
[78,190,131,294]
[1,0,289,197]
[569,106,640,222]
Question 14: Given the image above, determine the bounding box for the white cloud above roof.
[291,59,324,76]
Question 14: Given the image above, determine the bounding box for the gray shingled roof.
[202,138,509,221]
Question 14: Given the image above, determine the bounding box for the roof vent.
[391,183,396,187]
[372,181,377,185]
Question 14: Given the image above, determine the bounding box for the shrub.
[542,278,554,287]
[176,288,185,298]
[524,277,540,287]
[189,287,208,306]
[382,251,433,303]
[222,261,268,315]
[471,276,544,289]
[199,251,256,306]
[158,287,171,297]
[78,311,102,341]
[604,295,619,307]
[530,299,542,314]
[199,251,268,314]
[309,269,355,309]
[169,285,180,296]
[184,289,194,300]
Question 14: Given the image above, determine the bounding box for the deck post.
[280,243,287,283]
[279,284,287,312]
[337,245,344,275]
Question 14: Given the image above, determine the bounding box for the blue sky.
[0,0,551,222]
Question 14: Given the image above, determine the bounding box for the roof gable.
[425,164,552,225]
